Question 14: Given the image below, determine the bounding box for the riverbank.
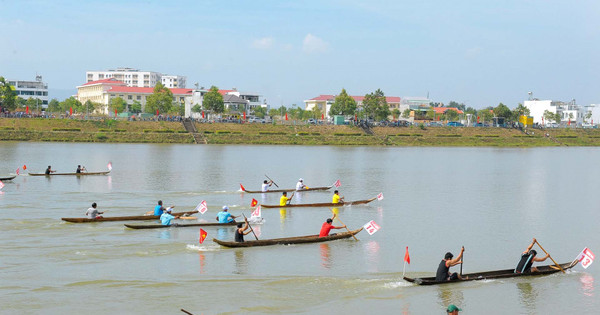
[1,117,599,146]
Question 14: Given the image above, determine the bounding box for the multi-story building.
[85,67,186,88]
[7,75,49,109]
[304,94,401,119]
[524,99,584,126]
[77,78,192,115]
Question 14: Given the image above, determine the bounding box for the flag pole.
[402,261,407,277]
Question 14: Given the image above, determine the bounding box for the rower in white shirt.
[296,178,307,191]
[261,179,273,192]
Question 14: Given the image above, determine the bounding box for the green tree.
[109,97,127,114]
[329,88,357,116]
[83,100,95,114]
[0,77,17,111]
[543,110,556,123]
[392,108,400,120]
[60,97,83,114]
[401,109,411,119]
[311,105,322,119]
[554,112,562,124]
[448,101,466,111]
[585,111,592,123]
[512,103,530,120]
[130,101,142,114]
[26,97,39,111]
[277,105,287,116]
[145,82,174,114]
[478,108,493,122]
[494,103,512,119]
[47,99,60,113]
[191,104,202,113]
[465,107,477,115]
[362,89,389,120]
[266,108,279,118]
[445,109,459,121]
[16,97,26,108]
[202,86,224,114]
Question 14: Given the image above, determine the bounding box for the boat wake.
[186,244,222,252]
[383,281,413,288]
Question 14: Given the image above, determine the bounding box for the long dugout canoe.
[403,259,579,285]
[0,175,17,181]
[61,211,199,223]
[261,197,377,208]
[240,184,332,194]
[125,222,238,229]
[213,228,363,248]
[29,171,111,176]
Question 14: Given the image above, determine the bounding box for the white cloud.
[252,37,274,50]
[302,34,329,54]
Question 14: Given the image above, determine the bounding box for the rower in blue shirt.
[216,206,237,223]
[160,207,180,226]
[154,200,166,216]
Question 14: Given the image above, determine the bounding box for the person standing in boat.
[45,166,56,175]
[296,178,307,190]
[261,179,273,192]
[435,247,466,281]
[235,217,252,242]
[160,207,180,226]
[216,206,237,223]
[318,214,346,237]
[515,238,550,273]
[85,202,104,219]
[153,200,167,216]
[332,190,344,204]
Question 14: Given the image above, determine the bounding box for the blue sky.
[1,0,599,108]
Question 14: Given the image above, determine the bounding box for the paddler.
[160,207,180,226]
[332,190,344,204]
[296,178,307,190]
[85,202,104,219]
[216,206,237,223]
[235,217,252,242]
[280,191,292,206]
[76,165,87,173]
[318,214,346,237]
[154,200,167,216]
[515,238,550,273]
[261,179,273,192]
[45,165,56,175]
[435,247,466,281]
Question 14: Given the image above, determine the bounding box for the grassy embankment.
[1,118,600,146]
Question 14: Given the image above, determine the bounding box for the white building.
[8,75,49,109]
[184,88,268,118]
[524,99,584,126]
[86,67,186,88]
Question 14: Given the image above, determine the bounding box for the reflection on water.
[234,249,246,275]
[517,281,538,310]
[437,285,464,310]
[580,274,594,297]
[251,225,261,239]
[320,243,331,269]
[280,209,287,226]
[198,253,205,274]
[159,230,171,239]
[217,228,228,241]
[364,241,380,273]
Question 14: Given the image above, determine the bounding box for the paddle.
[330,208,358,241]
[242,213,259,240]
[534,239,565,273]
[460,245,464,276]
[264,174,279,188]
[286,192,295,205]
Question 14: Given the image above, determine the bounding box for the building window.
[137,96,141,100]
[128,95,133,100]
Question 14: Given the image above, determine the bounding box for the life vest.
[515,253,535,273]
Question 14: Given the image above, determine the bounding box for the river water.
[0,142,598,314]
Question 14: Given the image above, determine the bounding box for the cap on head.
[299,178,303,182]
[222,206,229,211]
[166,207,172,212]
[326,218,333,223]
[444,252,454,260]
[446,304,461,313]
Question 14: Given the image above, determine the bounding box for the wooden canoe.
[0,175,17,181]
[240,184,332,194]
[29,171,111,176]
[403,259,579,285]
[124,222,239,229]
[261,197,377,208]
[213,228,363,248]
[61,211,198,223]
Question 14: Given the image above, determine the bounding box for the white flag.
[107,162,113,171]
[377,192,384,201]
[363,220,381,235]
[195,200,208,214]
[578,247,595,269]
[251,205,261,218]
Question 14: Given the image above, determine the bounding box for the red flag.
[477,116,480,123]
[69,107,73,115]
[156,109,159,116]
[23,165,27,170]
[285,113,288,121]
[16,168,20,175]
[251,205,261,218]
[321,114,324,120]
[251,198,258,207]
[26,106,29,114]
[202,111,205,118]
[114,109,117,117]
[199,229,207,244]
[240,184,246,191]
[243,112,246,120]
[404,246,410,264]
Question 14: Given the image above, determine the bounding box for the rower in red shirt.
[319,214,346,237]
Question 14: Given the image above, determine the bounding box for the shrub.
[297,132,309,136]
[334,133,363,136]
[52,128,81,132]
[474,135,500,138]
[556,135,577,138]
[143,129,175,133]
[203,131,214,134]
[99,128,110,132]
[436,134,461,137]
[216,130,231,134]
[419,123,425,130]
[114,129,126,132]
[177,130,188,133]
[95,133,108,141]
[259,131,287,135]
[0,126,15,130]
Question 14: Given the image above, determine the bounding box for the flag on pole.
[251,198,258,207]
[239,184,246,191]
[195,200,208,214]
[0,180,4,190]
[156,109,159,116]
[202,111,205,119]
[26,106,29,114]
[333,179,341,188]
[285,113,288,121]
[114,109,118,117]
[251,205,261,218]
[377,193,384,201]
[16,168,20,175]
[404,246,411,264]
[107,162,113,171]
[578,247,595,269]
[243,112,246,120]
[321,114,324,120]
[363,220,381,235]
[199,229,207,244]
[23,165,27,170]
[69,107,73,115]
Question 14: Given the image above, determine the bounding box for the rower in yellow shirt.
[332,190,344,204]
[280,191,294,206]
